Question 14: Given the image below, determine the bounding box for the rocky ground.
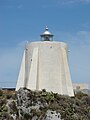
[0,88,90,120]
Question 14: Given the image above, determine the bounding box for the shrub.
[75,91,88,99]
[24,113,31,120]
[0,90,3,96]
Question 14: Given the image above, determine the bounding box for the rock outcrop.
[0,88,90,120]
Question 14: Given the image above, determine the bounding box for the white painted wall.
[16,50,25,91]
[16,41,74,96]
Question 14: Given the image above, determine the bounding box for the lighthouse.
[16,27,74,96]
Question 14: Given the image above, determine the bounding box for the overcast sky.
[0,0,90,88]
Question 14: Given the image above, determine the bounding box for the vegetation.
[0,88,90,120]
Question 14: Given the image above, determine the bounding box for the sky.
[0,0,90,88]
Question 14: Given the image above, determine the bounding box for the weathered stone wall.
[16,41,74,96]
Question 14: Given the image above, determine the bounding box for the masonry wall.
[16,41,74,96]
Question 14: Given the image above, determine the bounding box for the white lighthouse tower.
[16,27,74,96]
